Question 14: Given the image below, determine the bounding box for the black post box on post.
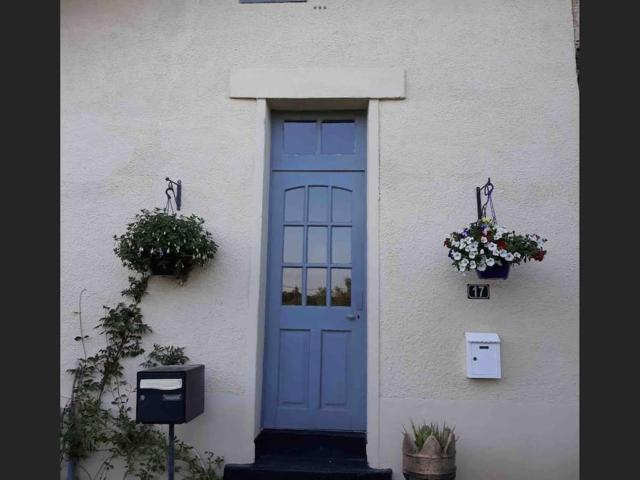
[136,364,205,480]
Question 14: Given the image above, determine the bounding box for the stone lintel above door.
[229,67,406,99]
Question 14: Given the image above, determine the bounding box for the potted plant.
[114,208,218,283]
[443,217,547,279]
[402,421,456,480]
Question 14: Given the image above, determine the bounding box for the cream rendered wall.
[61,1,579,479]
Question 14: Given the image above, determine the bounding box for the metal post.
[168,423,175,480]
[476,186,482,220]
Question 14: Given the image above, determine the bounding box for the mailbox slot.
[139,378,183,390]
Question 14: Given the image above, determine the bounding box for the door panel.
[262,112,367,431]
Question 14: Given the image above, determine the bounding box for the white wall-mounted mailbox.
[465,332,501,379]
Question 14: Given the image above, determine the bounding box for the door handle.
[346,313,357,320]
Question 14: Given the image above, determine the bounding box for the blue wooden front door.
[262,112,366,431]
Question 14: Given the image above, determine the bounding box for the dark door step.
[224,430,392,479]
[255,429,367,461]
[224,458,392,480]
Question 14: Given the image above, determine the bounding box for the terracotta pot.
[402,433,456,480]
[476,262,510,279]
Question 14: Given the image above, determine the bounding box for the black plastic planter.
[150,260,177,276]
[477,262,510,279]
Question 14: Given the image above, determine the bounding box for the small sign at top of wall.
[467,284,490,299]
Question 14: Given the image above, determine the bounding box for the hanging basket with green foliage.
[114,208,218,282]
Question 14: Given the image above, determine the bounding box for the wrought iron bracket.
[165,177,182,212]
[476,177,496,221]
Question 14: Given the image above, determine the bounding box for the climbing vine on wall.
[60,212,222,479]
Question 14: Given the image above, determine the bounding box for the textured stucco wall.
[61,1,579,479]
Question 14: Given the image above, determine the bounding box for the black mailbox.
[136,364,204,424]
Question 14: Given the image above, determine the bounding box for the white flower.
[477,263,487,271]
[494,232,502,240]
[487,242,497,251]
[469,252,476,259]
[486,257,495,267]
[480,249,485,254]
[481,236,488,243]
[493,249,501,257]
[460,258,469,266]
[499,249,508,258]
[514,252,521,258]
[469,261,477,269]
[505,252,514,261]
[465,246,470,252]
[453,252,462,260]
[459,264,467,272]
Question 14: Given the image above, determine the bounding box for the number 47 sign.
[467,284,490,299]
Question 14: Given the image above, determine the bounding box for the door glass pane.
[308,187,328,222]
[331,269,351,306]
[321,121,355,154]
[306,268,327,306]
[284,187,304,222]
[332,227,351,264]
[332,188,351,223]
[282,268,302,305]
[307,227,327,263]
[284,121,316,154]
[283,227,303,263]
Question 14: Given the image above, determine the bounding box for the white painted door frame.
[233,67,405,467]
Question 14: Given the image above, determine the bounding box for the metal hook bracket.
[476,177,496,222]
[165,177,182,213]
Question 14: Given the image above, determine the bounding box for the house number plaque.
[467,284,490,299]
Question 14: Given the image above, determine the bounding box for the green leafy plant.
[142,344,189,369]
[114,208,218,283]
[61,207,223,479]
[404,421,456,454]
[61,279,224,479]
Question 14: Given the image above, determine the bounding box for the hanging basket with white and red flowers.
[444,217,547,278]
[444,178,547,279]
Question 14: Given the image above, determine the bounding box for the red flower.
[533,250,546,261]
[496,239,507,250]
